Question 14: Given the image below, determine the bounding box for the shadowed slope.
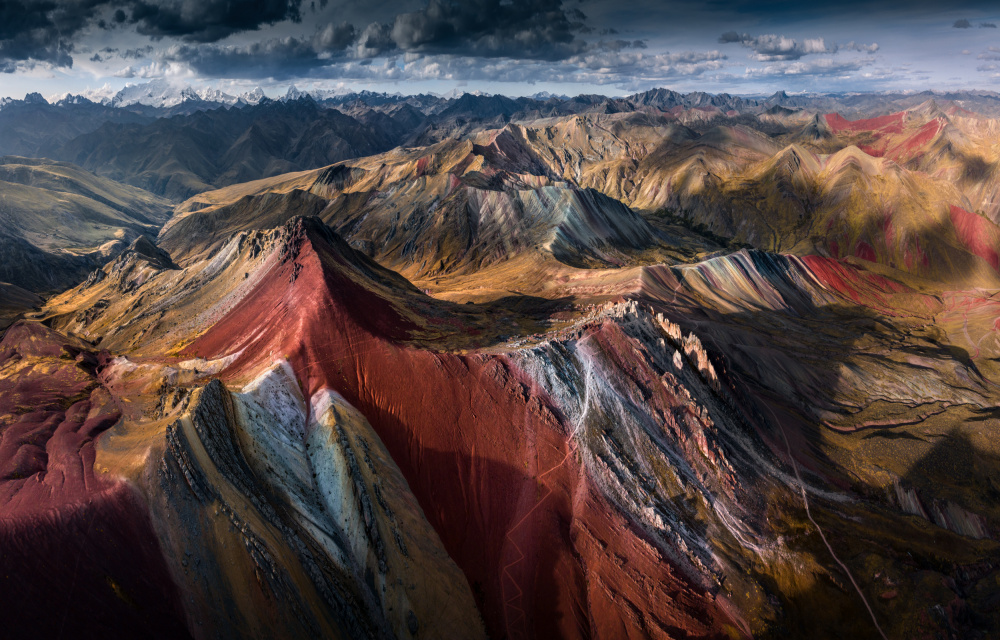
[30,221,489,638]
[0,156,172,294]
[0,282,42,329]
[0,322,191,639]
[55,100,411,201]
[46,217,777,638]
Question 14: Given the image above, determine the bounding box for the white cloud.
[114,61,196,79]
[719,32,878,61]
[744,57,870,77]
[306,49,727,89]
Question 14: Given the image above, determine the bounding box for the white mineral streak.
[230,361,485,639]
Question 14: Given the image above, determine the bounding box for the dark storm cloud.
[161,40,324,78]
[353,22,395,57]
[0,0,311,71]
[126,0,305,43]
[9,0,1000,89]
[155,22,357,78]
[0,0,107,71]
[337,0,630,61]
[89,44,156,63]
[387,0,590,60]
[268,46,727,90]
[141,0,645,78]
[314,22,357,51]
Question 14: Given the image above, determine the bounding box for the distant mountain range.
[5,82,1000,203]
[11,79,1000,118]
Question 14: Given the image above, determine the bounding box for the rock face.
[29,207,1000,638]
[21,219,764,638]
[180,244,754,638]
[152,371,485,639]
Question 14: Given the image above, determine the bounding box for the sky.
[4,0,1000,100]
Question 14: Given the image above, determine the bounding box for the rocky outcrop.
[153,366,485,639]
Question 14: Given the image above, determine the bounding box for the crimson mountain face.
[2,90,1000,639]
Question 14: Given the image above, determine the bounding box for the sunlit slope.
[158,105,1000,289]
[159,127,722,277]
[14,99,1000,639]
[37,218,771,638]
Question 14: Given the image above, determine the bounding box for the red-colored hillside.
[0,322,190,639]
[949,205,1000,271]
[183,219,743,640]
[824,112,905,134]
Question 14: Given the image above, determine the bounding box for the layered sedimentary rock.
[33,218,771,637]
[28,210,1000,637]
[172,222,758,638]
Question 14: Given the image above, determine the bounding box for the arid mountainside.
[158,126,723,277]
[53,99,412,201]
[498,103,1000,289]
[162,100,1000,289]
[42,90,760,202]
[3,90,1000,639]
[30,217,767,638]
[0,156,172,294]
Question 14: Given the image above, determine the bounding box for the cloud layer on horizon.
[1,0,999,93]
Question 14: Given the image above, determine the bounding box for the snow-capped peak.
[197,87,238,105]
[238,86,267,105]
[283,85,308,101]
[111,79,185,108]
[109,79,236,108]
[54,94,96,107]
